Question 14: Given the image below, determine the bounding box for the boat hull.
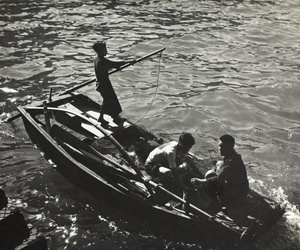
[17,93,284,248]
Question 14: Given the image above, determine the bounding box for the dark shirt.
[94,56,126,117]
[207,151,249,205]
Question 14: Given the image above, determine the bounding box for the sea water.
[0,0,299,249]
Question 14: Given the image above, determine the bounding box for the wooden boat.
[16,92,285,249]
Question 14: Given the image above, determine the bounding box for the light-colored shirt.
[145,141,178,169]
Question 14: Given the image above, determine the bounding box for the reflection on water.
[1,0,300,249]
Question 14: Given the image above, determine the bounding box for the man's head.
[218,134,235,157]
[93,41,107,56]
[178,132,195,154]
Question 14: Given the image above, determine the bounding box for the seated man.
[144,132,195,191]
[191,135,249,212]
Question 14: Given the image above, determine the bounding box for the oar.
[59,47,166,96]
[4,112,22,123]
[89,117,155,195]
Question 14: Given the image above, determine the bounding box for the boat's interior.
[25,94,285,241]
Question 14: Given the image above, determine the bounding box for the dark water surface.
[1,0,300,249]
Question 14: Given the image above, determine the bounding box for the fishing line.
[133,51,163,125]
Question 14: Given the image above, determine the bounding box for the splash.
[270,187,300,231]
[0,126,16,138]
[0,113,11,125]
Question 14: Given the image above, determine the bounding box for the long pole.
[59,47,166,96]
[5,47,166,123]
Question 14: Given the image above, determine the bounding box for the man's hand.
[191,178,206,188]
[178,162,191,174]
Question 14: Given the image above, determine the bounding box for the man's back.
[145,141,178,168]
[217,151,249,204]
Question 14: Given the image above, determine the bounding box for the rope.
[133,51,163,125]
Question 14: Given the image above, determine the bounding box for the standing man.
[191,135,249,207]
[93,41,135,125]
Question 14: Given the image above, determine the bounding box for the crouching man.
[145,132,195,193]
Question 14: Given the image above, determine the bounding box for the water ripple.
[1,0,300,249]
